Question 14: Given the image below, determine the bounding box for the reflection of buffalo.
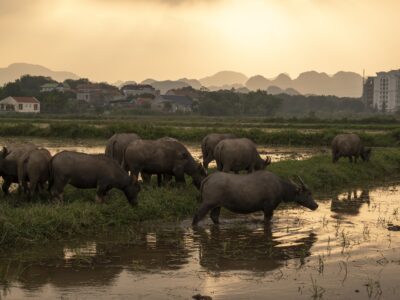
[5,229,189,291]
[192,225,317,272]
[331,189,370,216]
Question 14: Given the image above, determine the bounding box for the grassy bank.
[0,120,400,147]
[1,148,400,248]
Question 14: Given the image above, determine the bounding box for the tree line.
[0,75,366,117]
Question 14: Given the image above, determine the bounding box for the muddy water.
[0,137,327,166]
[1,184,400,299]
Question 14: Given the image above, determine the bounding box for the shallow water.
[1,184,400,299]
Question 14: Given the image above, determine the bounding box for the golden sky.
[0,0,399,82]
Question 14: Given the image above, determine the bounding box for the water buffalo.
[105,133,140,167]
[192,171,318,225]
[141,137,178,184]
[49,151,140,204]
[18,148,52,198]
[201,133,236,169]
[331,133,371,163]
[214,138,271,173]
[0,143,37,195]
[123,139,206,189]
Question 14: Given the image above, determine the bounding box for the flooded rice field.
[0,137,327,166]
[1,183,400,299]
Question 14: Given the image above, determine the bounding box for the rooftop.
[10,96,40,104]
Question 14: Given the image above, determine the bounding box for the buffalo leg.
[222,164,231,173]
[332,152,339,163]
[157,174,162,187]
[203,155,213,170]
[141,172,152,184]
[210,207,221,224]
[2,179,12,196]
[348,156,353,163]
[96,184,110,203]
[192,204,213,226]
[264,203,274,222]
[354,155,359,163]
[27,177,39,201]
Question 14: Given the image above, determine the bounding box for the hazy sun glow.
[0,0,399,82]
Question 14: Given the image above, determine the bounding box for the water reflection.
[2,184,400,299]
[7,229,190,292]
[193,225,316,272]
[331,189,370,217]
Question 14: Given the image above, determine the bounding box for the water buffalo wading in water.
[0,143,37,195]
[18,148,52,198]
[123,139,206,189]
[105,133,140,167]
[192,171,318,226]
[49,151,140,204]
[331,133,371,163]
[201,133,236,169]
[213,138,271,173]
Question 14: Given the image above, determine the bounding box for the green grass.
[0,148,400,248]
[0,119,400,146]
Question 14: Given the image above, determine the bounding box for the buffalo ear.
[289,178,302,194]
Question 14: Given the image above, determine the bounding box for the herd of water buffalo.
[0,132,371,225]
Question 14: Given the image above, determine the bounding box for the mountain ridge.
[0,63,363,97]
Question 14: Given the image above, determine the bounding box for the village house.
[152,95,193,112]
[76,83,123,106]
[40,82,71,93]
[166,86,200,100]
[121,84,159,97]
[0,96,40,113]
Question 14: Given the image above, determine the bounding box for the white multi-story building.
[371,70,400,112]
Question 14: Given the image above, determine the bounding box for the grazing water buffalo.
[123,139,206,189]
[141,137,178,184]
[49,151,140,204]
[201,133,236,169]
[0,143,37,195]
[18,148,52,197]
[105,133,140,167]
[331,133,371,163]
[192,171,318,225]
[214,138,271,173]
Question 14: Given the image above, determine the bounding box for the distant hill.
[0,63,79,85]
[199,71,248,87]
[178,78,202,90]
[246,75,271,90]
[244,71,362,97]
[0,63,363,97]
[140,79,190,94]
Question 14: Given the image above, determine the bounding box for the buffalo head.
[291,176,318,211]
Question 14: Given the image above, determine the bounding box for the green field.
[0,115,400,146]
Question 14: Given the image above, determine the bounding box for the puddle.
[1,184,400,299]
